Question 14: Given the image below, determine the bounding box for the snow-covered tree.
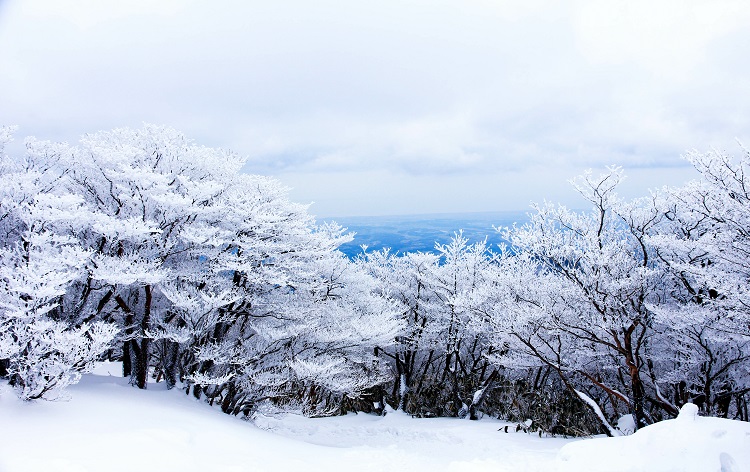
[647,147,750,418]
[1,124,403,412]
[430,234,498,418]
[56,125,242,388]
[4,122,747,429]
[172,223,402,415]
[359,234,499,417]
[0,130,116,400]
[482,168,669,431]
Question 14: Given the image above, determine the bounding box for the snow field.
[0,364,571,472]
[1,364,748,472]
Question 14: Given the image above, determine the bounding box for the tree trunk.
[616,322,651,430]
[135,285,152,389]
[469,369,499,420]
[115,295,134,378]
[624,343,648,429]
[122,340,134,378]
[133,285,152,390]
[394,355,409,412]
[221,382,238,414]
[163,340,179,389]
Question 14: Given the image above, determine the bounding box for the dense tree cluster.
[1,125,748,436]
[358,160,750,435]
[0,125,400,410]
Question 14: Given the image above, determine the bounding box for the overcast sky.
[1,1,749,217]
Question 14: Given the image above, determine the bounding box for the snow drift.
[2,365,749,472]
[558,403,750,472]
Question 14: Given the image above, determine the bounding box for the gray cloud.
[1,0,748,216]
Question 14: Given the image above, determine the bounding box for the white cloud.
[574,0,750,76]
[0,0,748,215]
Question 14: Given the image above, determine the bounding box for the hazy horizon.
[328,210,529,257]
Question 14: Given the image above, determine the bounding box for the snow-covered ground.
[1,363,748,472]
[558,402,750,472]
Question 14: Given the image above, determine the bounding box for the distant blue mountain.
[325,211,529,258]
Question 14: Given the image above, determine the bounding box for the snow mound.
[3,370,746,472]
[0,366,573,472]
[616,414,635,436]
[557,403,750,472]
